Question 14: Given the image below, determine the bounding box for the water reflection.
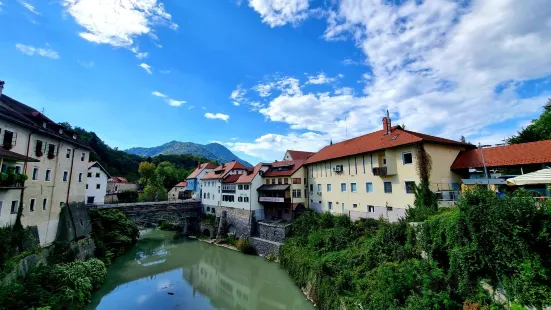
[87,230,314,310]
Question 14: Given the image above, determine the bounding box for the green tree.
[460,135,466,143]
[138,162,156,186]
[508,98,551,144]
[142,184,168,201]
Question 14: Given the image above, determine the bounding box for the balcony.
[221,189,236,193]
[0,172,27,189]
[372,167,388,176]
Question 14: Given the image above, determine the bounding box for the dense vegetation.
[59,123,213,182]
[0,259,106,310]
[88,209,139,265]
[280,189,551,310]
[508,99,551,144]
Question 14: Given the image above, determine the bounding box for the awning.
[461,178,506,185]
[257,184,290,191]
[0,148,40,162]
[507,168,551,186]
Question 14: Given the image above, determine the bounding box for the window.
[402,152,413,165]
[266,179,270,184]
[0,164,5,173]
[47,144,56,159]
[327,184,332,192]
[95,173,100,178]
[238,185,243,190]
[42,199,47,210]
[244,197,249,202]
[207,207,211,212]
[304,178,306,184]
[351,183,357,192]
[382,157,387,165]
[384,182,392,193]
[81,152,86,161]
[66,148,71,158]
[29,199,36,212]
[278,178,282,184]
[366,182,373,193]
[35,140,43,156]
[96,184,100,189]
[244,185,249,190]
[87,197,94,204]
[309,184,313,192]
[60,202,64,207]
[63,171,68,182]
[10,201,18,214]
[87,172,92,177]
[32,167,39,180]
[292,189,302,198]
[78,173,83,182]
[341,183,346,192]
[292,178,301,184]
[317,184,322,192]
[284,178,288,184]
[15,166,21,174]
[328,202,332,210]
[271,179,276,185]
[353,204,358,208]
[3,130,14,149]
[238,197,243,202]
[86,184,88,189]
[368,205,375,212]
[45,169,52,181]
[405,181,415,194]
[387,206,393,211]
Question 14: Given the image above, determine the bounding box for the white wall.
[86,166,108,204]
[192,168,213,199]
[201,179,221,213]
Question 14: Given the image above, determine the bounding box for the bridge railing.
[87,199,201,210]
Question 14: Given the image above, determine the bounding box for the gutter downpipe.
[20,131,35,224]
[66,147,79,241]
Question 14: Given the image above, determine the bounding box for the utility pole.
[479,143,490,189]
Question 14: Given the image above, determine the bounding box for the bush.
[0,225,39,276]
[117,191,139,203]
[236,238,255,255]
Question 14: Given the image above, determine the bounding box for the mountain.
[124,141,253,167]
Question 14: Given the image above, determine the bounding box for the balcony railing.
[372,167,388,176]
[258,197,291,203]
[0,172,27,189]
[221,189,236,193]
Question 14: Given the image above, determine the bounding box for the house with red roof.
[283,150,315,161]
[200,160,248,214]
[169,180,190,201]
[86,161,111,204]
[186,162,216,199]
[304,114,474,221]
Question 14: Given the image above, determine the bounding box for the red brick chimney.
[382,110,392,135]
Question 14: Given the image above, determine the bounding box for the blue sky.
[1,0,550,165]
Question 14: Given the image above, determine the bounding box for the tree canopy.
[508,99,551,144]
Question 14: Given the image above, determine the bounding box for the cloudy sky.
[1,0,550,164]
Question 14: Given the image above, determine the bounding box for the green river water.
[86,230,315,310]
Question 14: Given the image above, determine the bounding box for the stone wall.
[0,247,52,286]
[215,206,254,239]
[250,237,282,257]
[257,222,291,243]
[200,223,217,238]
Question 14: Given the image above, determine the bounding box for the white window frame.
[366,182,373,193]
[78,172,83,183]
[317,184,322,193]
[32,167,39,180]
[384,181,392,194]
[340,182,347,192]
[62,171,69,182]
[14,165,22,174]
[402,151,413,165]
[327,184,331,192]
[29,198,36,212]
[368,205,375,213]
[351,182,357,193]
[405,180,416,194]
[66,148,71,159]
[11,200,19,214]
[45,169,52,181]
[81,152,86,161]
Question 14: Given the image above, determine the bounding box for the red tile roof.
[236,163,271,184]
[263,159,306,177]
[202,161,247,180]
[174,181,187,187]
[109,176,128,183]
[187,162,217,179]
[287,150,315,160]
[222,174,241,183]
[305,127,471,164]
[451,140,551,169]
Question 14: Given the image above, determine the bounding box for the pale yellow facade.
[262,166,308,207]
[306,143,465,221]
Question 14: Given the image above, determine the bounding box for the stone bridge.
[87,200,202,233]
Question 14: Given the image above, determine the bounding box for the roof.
[257,184,291,191]
[109,176,129,183]
[0,94,91,150]
[451,140,551,169]
[286,150,315,160]
[173,181,187,187]
[87,161,112,178]
[187,162,217,179]
[0,148,40,162]
[263,159,306,177]
[222,174,241,183]
[305,126,471,165]
[236,163,270,184]
[202,161,247,180]
[507,168,551,186]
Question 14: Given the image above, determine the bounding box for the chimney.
[383,110,392,135]
[0,81,4,97]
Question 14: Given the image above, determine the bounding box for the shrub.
[116,191,139,203]
[236,238,255,254]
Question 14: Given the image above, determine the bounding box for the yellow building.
[305,116,472,221]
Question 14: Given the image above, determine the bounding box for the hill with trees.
[508,99,551,144]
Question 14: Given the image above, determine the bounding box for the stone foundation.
[257,221,291,243]
[215,206,254,239]
[250,237,282,257]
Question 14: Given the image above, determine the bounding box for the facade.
[304,116,472,221]
[0,85,91,245]
[186,162,216,199]
[86,161,110,205]
[258,160,308,221]
[201,161,248,214]
[169,181,191,200]
[283,150,315,161]
[107,176,138,194]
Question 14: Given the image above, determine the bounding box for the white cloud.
[139,63,152,74]
[230,84,246,104]
[78,60,94,68]
[159,69,170,74]
[62,0,178,50]
[342,58,360,66]
[136,52,148,59]
[231,137,239,141]
[19,1,40,14]
[188,105,195,110]
[168,99,185,107]
[152,91,166,98]
[15,44,59,59]
[205,112,230,122]
[253,82,275,97]
[248,0,309,27]
[233,102,240,106]
[306,72,342,85]
[231,0,551,159]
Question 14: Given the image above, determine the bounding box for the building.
[304,114,473,221]
[258,159,308,221]
[169,181,191,200]
[86,161,110,205]
[107,176,138,194]
[201,161,248,214]
[186,162,216,199]
[0,82,91,245]
[282,150,315,161]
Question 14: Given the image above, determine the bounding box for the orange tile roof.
[287,150,315,160]
[202,161,247,180]
[263,159,306,177]
[451,140,551,169]
[187,162,217,179]
[222,174,241,183]
[174,181,187,187]
[305,127,471,164]
[236,163,271,184]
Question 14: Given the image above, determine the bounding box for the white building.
[0,82,91,245]
[201,161,248,214]
[86,161,110,205]
[186,162,216,199]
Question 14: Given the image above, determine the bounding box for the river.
[87,230,315,310]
